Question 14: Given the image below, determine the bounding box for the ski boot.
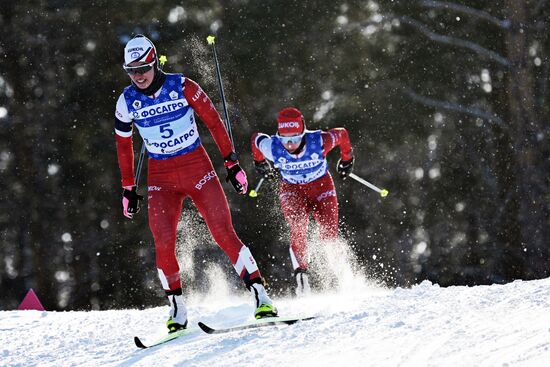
[249,280,278,319]
[294,268,311,297]
[166,289,188,333]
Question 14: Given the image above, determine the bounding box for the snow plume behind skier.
[251,107,363,295]
[114,34,277,333]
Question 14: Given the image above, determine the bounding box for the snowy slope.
[3,276,550,367]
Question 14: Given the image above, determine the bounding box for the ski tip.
[134,336,148,349]
[198,321,216,334]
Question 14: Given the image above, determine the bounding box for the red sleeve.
[250,132,266,162]
[321,128,353,161]
[115,135,135,187]
[183,78,233,162]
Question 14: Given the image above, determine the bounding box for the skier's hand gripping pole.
[249,159,275,197]
[207,35,250,195]
[348,172,389,198]
[122,142,146,219]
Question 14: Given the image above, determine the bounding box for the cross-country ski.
[197,315,316,334]
[134,327,199,349]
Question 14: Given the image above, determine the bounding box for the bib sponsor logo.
[137,101,185,118]
[282,160,321,171]
[282,167,325,184]
[288,177,313,184]
[145,129,196,149]
[195,170,217,190]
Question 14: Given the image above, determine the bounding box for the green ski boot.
[255,303,278,319]
[166,290,188,333]
[166,316,188,333]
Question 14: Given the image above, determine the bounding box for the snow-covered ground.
[3,276,550,367]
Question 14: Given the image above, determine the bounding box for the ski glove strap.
[122,186,144,219]
[226,163,248,194]
[254,160,276,179]
[337,157,354,179]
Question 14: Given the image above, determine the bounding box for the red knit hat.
[277,107,305,135]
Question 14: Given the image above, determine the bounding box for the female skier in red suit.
[114,35,276,332]
[251,107,354,295]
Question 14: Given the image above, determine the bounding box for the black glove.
[336,157,354,179]
[254,160,276,179]
[122,186,144,218]
[225,163,248,194]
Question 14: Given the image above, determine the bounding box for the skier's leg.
[190,168,276,317]
[280,189,310,271]
[312,190,339,241]
[191,173,261,284]
[311,175,339,241]
[148,187,184,290]
[148,185,188,331]
[311,175,351,290]
[279,185,312,296]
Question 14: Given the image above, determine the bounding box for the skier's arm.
[251,132,274,162]
[184,77,248,194]
[183,78,234,163]
[322,128,353,161]
[114,95,135,187]
[251,132,276,179]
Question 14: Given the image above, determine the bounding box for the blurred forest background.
[0,0,548,311]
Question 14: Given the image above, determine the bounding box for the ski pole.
[133,54,166,190]
[248,178,265,198]
[348,172,389,198]
[134,142,147,189]
[206,35,234,146]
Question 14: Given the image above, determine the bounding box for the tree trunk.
[504,0,548,277]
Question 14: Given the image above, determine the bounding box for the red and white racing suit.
[251,128,353,271]
[115,75,261,291]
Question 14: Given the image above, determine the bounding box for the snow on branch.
[396,83,506,128]
[419,0,511,29]
[397,15,512,68]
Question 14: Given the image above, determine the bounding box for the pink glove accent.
[235,169,248,194]
[227,162,248,194]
